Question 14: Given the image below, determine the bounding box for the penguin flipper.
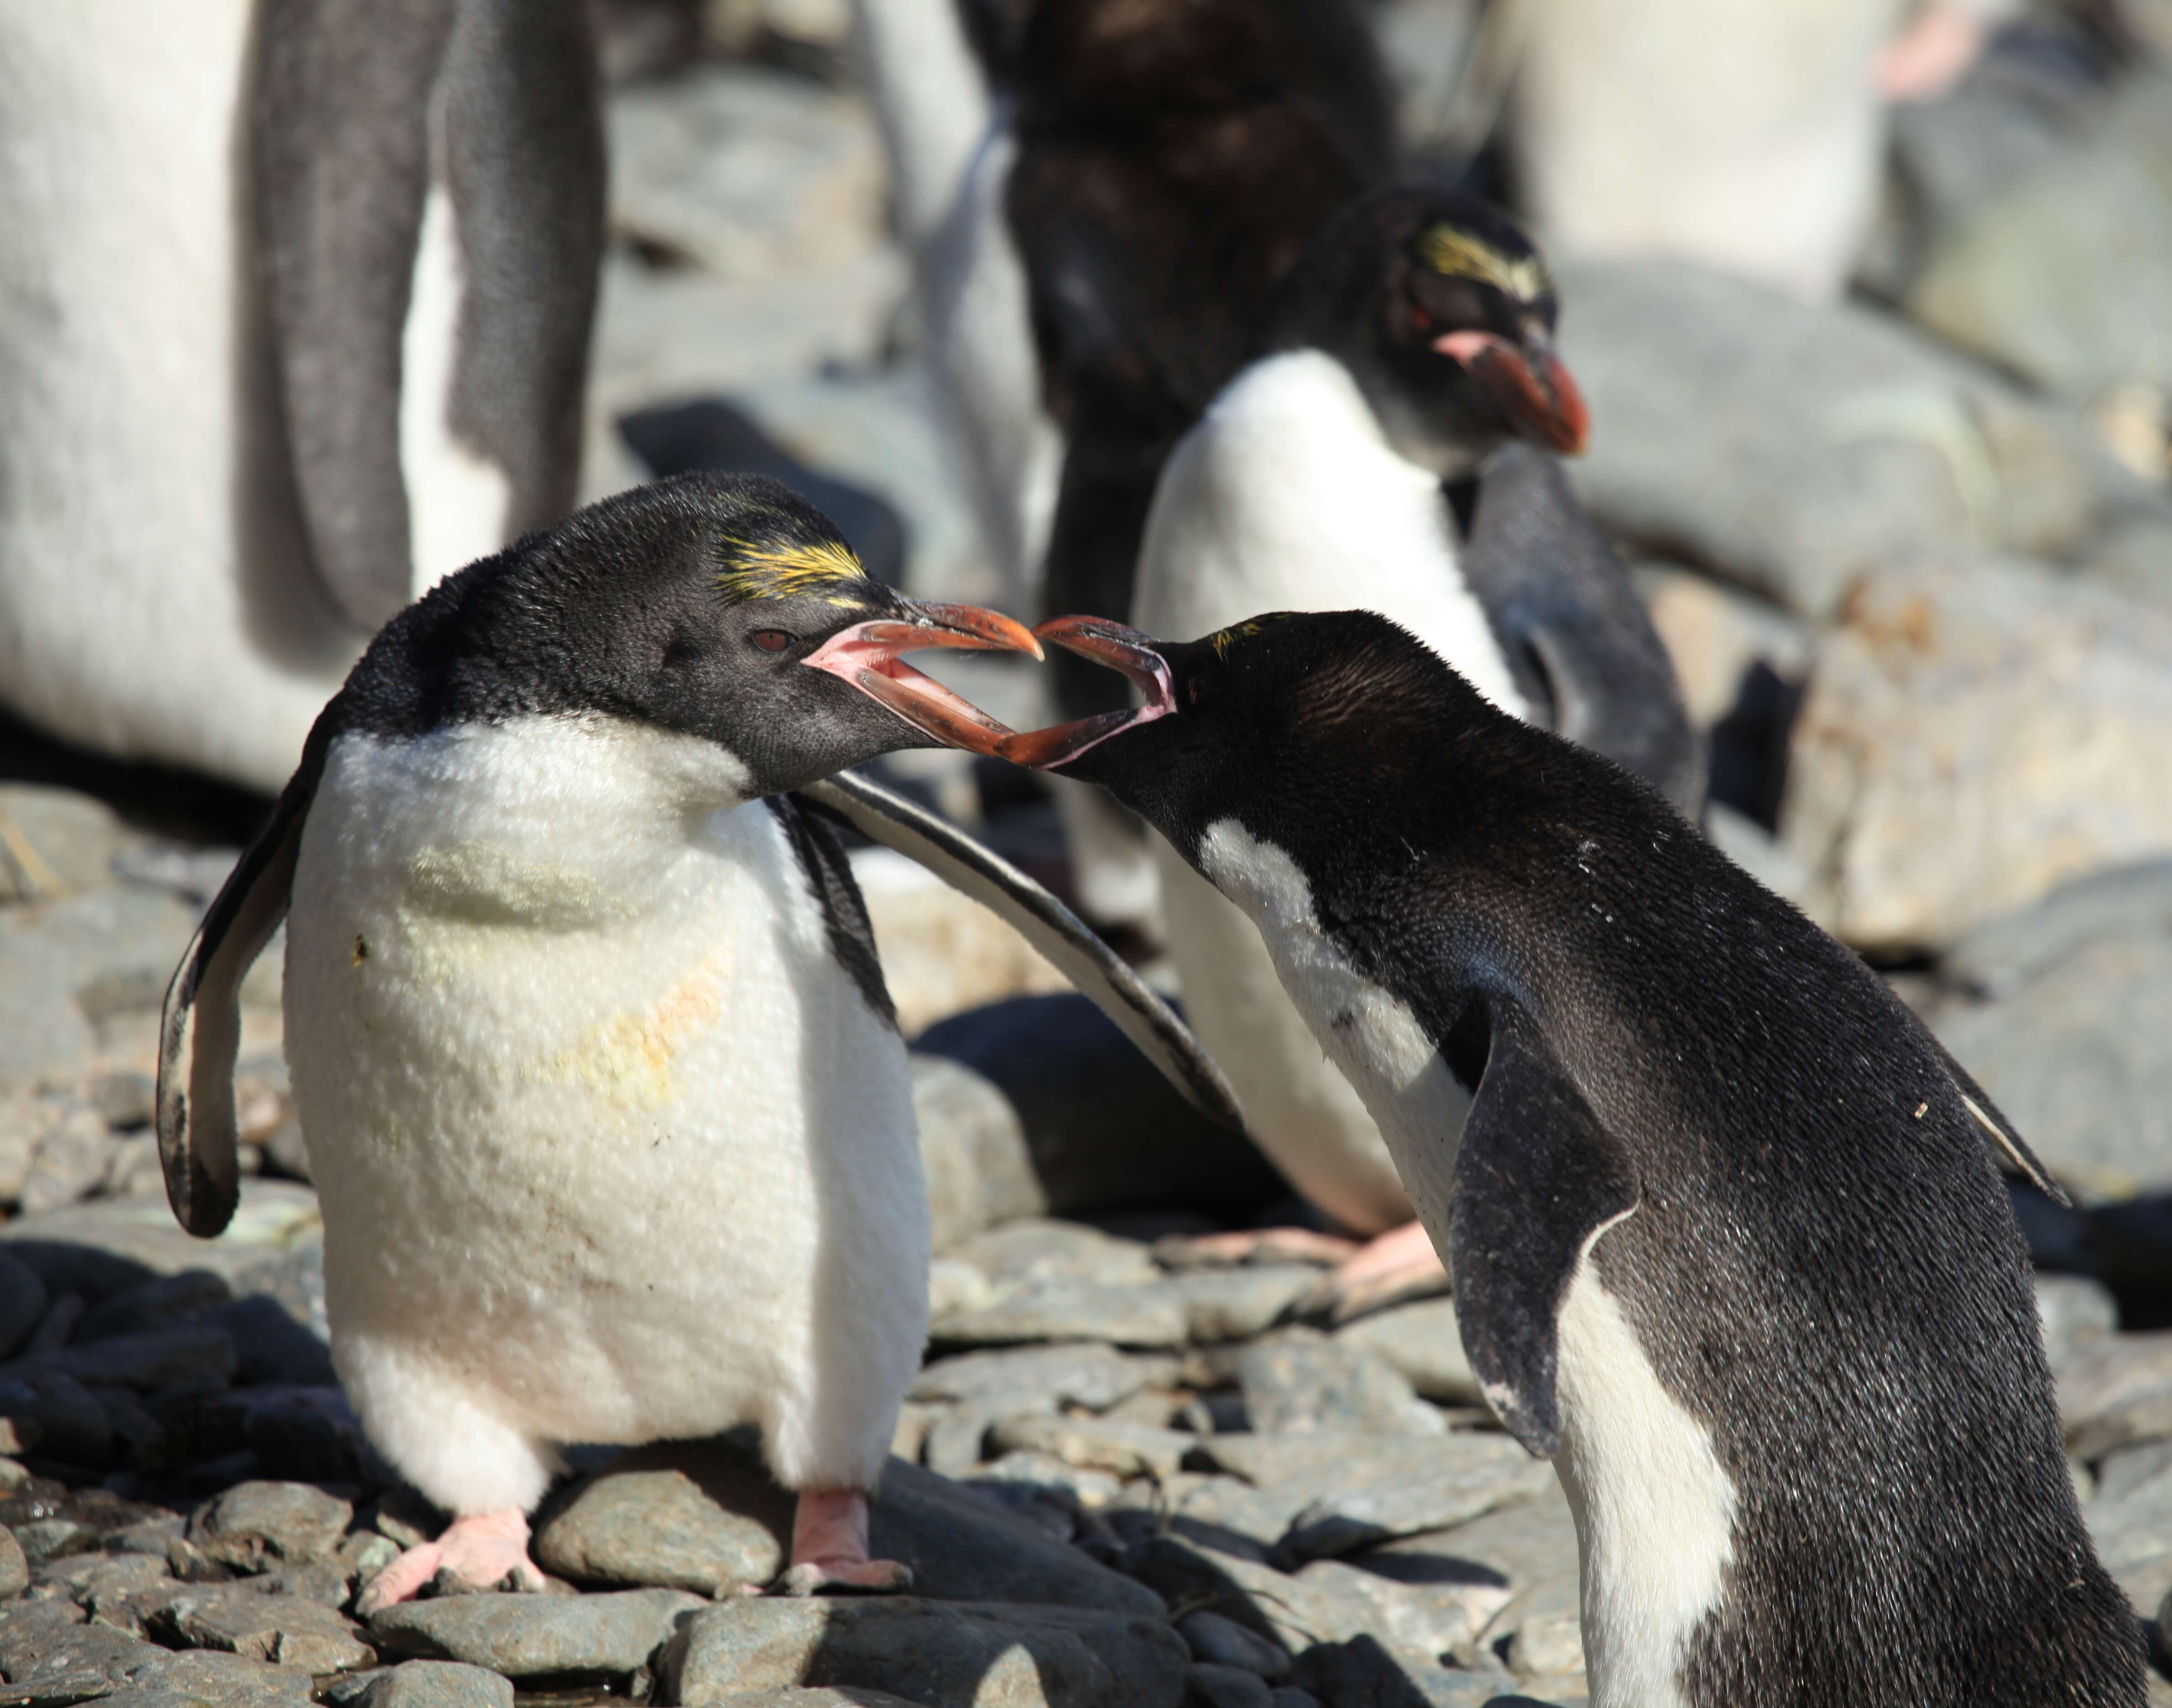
[1929,1036,2070,1207]
[794,772,1248,1133]
[157,777,314,1237]
[1445,995,1639,1459]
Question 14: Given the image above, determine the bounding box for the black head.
[997,610,1498,867]
[337,473,1038,798]
[1270,186,1587,476]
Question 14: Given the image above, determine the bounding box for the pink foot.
[1294,1220,1449,1325]
[355,1508,544,1616]
[1877,1,1987,102]
[1159,1227,1362,1269]
[778,1487,912,1595]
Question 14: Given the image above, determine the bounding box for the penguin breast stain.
[543,953,726,1110]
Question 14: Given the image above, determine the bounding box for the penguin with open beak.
[159,476,1241,1608]
[1000,611,2141,1708]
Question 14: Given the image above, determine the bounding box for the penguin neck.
[1136,349,1529,721]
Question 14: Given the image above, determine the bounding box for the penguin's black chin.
[802,600,1042,755]
[996,616,1178,769]
[1434,329,1588,455]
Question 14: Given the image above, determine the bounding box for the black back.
[1004,0,1398,715]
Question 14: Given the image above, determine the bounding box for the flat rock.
[1557,259,2115,621]
[1288,1638,1529,1708]
[370,1587,705,1677]
[2060,1331,2172,1460]
[188,1480,354,1571]
[1275,1440,1556,1565]
[2083,1463,2172,1613]
[1168,1269,1318,1344]
[658,1596,1189,1708]
[1367,1485,1584,1673]
[535,1441,785,1594]
[930,1278,1190,1350]
[1780,555,2172,949]
[1238,1335,1443,1437]
[951,1221,1159,1289]
[859,852,1069,1038]
[85,1648,322,1707]
[679,1692,926,1708]
[0,1617,166,1700]
[912,1057,1049,1254]
[0,1250,46,1362]
[0,886,198,1075]
[0,1521,24,1596]
[0,782,141,902]
[1177,1610,1291,1680]
[16,1322,238,1392]
[1334,1300,1484,1406]
[0,1180,324,1293]
[160,1584,375,1673]
[986,1415,1197,1482]
[1122,1534,1401,1657]
[349,1660,516,1708]
[1192,1663,1274,1708]
[0,1366,111,1464]
[911,1345,1182,1412]
[2038,1274,2120,1371]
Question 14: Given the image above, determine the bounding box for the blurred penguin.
[1508,0,2017,302]
[0,0,603,793]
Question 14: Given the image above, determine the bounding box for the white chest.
[1135,350,1528,721]
[1195,821,1468,1229]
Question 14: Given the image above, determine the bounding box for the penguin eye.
[750,630,794,653]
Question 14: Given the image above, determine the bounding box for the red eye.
[751,630,794,652]
[1411,305,1433,331]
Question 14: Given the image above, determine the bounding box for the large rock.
[369,1588,706,1678]
[1238,1334,1444,1439]
[0,1179,324,1294]
[1556,259,2126,620]
[0,782,142,903]
[912,1056,1046,1254]
[1906,71,2172,401]
[0,886,199,1075]
[657,1597,1189,1708]
[158,1585,375,1674]
[347,1660,516,1708]
[1334,1300,1484,1407]
[857,850,1069,1037]
[1779,556,2172,949]
[187,1481,355,1572]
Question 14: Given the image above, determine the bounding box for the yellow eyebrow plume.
[1415,224,1549,301]
[716,535,869,605]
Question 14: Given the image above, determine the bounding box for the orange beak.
[1434,329,1590,455]
[994,616,1178,769]
[803,599,1042,755]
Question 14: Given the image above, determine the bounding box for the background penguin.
[1132,187,1700,1311]
[0,0,602,793]
[1003,609,2145,1708]
[157,476,1241,1609]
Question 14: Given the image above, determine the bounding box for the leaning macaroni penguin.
[157,476,1242,1610]
[1004,611,2143,1708]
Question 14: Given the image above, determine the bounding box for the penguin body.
[0,0,601,792]
[1133,191,1695,1257]
[1007,611,2143,1707]
[161,476,1242,1605]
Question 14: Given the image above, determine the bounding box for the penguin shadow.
[618,400,910,591]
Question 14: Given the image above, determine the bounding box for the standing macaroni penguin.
[158,478,1240,1609]
[1003,610,2143,1708]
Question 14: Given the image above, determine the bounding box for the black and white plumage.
[158,476,1238,1609]
[0,0,601,792]
[1004,610,2142,1708]
[1133,189,1698,1282]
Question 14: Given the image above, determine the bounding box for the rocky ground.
[6,2,2172,1703]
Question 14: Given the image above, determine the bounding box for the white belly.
[1133,352,1511,1230]
[0,1,358,791]
[284,719,928,1500]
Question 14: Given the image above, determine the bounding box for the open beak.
[995,616,1178,769]
[803,599,1042,756]
[1434,328,1589,455]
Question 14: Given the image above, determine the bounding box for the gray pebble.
[353,1660,517,1708]
[188,1479,355,1570]
[1192,1661,1276,1708]
[19,1098,116,1217]
[93,1646,320,1706]
[1335,1299,1484,1406]
[0,1521,25,1596]
[370,1587,705,1677]
[0,1367,111,1464]
[535,1442,788,1595]
[911,1344,1183,1413]
[1177,1610,1291,1680]
[931,1278,1190,1351]
[952,1219,1159,1288]
[987,1414,1196,1481]
[1239,1333,1443,1437]
[160,1584,376,1674]
[91,1069,157,1130]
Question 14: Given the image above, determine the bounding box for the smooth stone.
[188,1480,354,1571]
[0,1180,326,1292]
[911,1345,1183,1412]
[1124,1536,1415,1661]
[1274,1436,1556,1565]
[1557,259,2113,622]
[0,1366,112,1464]
[1287,1638,1520,1708]
[658,1596,1189,1708]
[2083,1462,2172,1612]
[1782,556,2172,951]
[1368,1486,1584,1675]
[1334,1300,1484,1406]
[0,782,139,901]
[922,1396,1053,1480]
[691,1692,927,1708]
[1238,1336,1443,1438]
[2062,1332,2172,1459]
[912,1056,1048,1255]
[0,1521,24,1596]
[0,1618,166,1698]
[159,1584,375,1673]
[1945,859,2172,999]
[352,1660,516,1708]
[19,1098,119,1219]
[1149,1474,1317,1550]
[1192,1663,1274,1708]
[858,852,1070,1038]
[93,1647,322,1706]
[370,1587,705,1677]
[1295,1559,1509,1661]
[0,887,198,1074]
[535,1442,786,1594]
[969,1450,1125,1516]
[916,995,1287,1224]
[158,1385,372,1489]
[2096,1439,2172,1503]
[951,1220,1159,1289]
[1169,1269,1320,1344]
[0,1249,48,1360]
[931,1278,1190,1350]
[2038,1274,2121,1370]
[11,1323,238,1392]
[1177,1610,1291,1680]
[986,1415,1197,1481]
[77,1270,234,1343]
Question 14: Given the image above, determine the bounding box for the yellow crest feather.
[716,535,869,606]
[1415,224,1548,301]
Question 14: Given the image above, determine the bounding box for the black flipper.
[1461,443,1707,817]
[157,774,317,1237]
[1445,995,1639,1458]
[1930,1034,2069,1206]
[767,794,898,1030]
[796,772,1248,1133]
